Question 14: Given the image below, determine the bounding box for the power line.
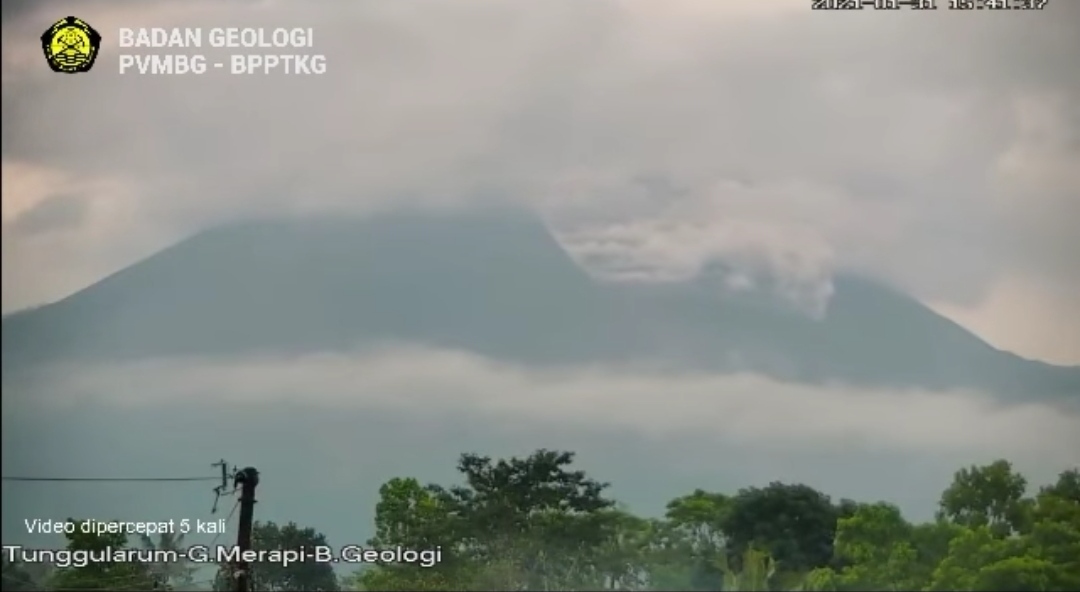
[2,476,221,482]
[210,498,241,549]
[2,460,243,591]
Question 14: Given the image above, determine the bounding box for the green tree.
[49,519,157,591]
[357,477,467,590]
[359,449,620,590]
[720,482,840,577]
[806,502,925,591]
[441,449,619,589]
[351,451,1080,591]
[2,558,40,591]
[1026,476,1080,590]
[1039,468,1080,504]
[213,521,339,591]
[655,489,730,590]
[927,468,1080,591]
[937,460,1031,536]
[928,525,1037,591]
[909,520,964,572]
[588,507,654,590]
[630,517,699,591]
[720,548,776,592]
[138,531,196,589]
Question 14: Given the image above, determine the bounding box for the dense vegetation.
[4,451,1077,591]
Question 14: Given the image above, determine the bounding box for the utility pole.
[233,467,259,592]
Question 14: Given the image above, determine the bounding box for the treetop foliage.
[11,457,1078,591]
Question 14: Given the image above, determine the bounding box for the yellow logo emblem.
[41,17,102,74]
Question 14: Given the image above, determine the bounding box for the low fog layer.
[4,347,1077,549]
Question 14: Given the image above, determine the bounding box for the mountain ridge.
[3,207,1078,401]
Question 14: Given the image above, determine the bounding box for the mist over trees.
[5,451,1077,591]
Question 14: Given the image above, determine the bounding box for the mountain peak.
[3,206,1077,401]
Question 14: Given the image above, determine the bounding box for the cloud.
[19,346,1080,467]
[6,194,87,237]
[0,162,165,312]
[4,347,1076,549]
[1,1,1078,362]
[0,0,37,25]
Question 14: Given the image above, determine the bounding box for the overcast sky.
[2,0,1078,364]
[3,3,1078,548]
